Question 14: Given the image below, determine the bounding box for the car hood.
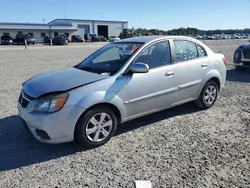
[239,43,250,49]
[22,67,108,98]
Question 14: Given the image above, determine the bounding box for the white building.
[49,19,128,39]
[0,18,128,42]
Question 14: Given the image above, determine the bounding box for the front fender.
[74,91,126,122]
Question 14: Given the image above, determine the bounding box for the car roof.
[115,35,196,44]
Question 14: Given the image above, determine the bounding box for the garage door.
[77,25,90,38]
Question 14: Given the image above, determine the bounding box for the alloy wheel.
[85,113,113,142]
[203,84,217,105]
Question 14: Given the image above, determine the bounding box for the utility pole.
[64,9,67,19]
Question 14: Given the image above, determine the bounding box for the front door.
[123,40,179,120]
[171,40,211,105]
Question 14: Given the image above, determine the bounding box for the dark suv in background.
[71,35,83,42]
[52,36,68,45]
[0,35,13,45]
[13,34,36,45]
[44,36,53,44]
[91,35,107,42]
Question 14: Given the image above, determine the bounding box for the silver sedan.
[18,36,227,148]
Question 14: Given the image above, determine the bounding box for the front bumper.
[1,41,12,45]
[17,103,85,144]
[234,61,250,68]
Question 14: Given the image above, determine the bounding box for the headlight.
[33,93,69,113]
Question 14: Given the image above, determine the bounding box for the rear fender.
[195,69,223,99]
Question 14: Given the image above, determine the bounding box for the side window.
[174,40,198,62]
[134,41,171,69]
[197,44,207,57]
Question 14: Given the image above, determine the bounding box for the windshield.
[75,42,144,76]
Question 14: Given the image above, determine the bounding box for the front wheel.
[195,80,218,109]
[75,106,117,148]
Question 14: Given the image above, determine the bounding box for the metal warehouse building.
[0,18,128,42]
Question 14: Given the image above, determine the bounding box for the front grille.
[18,91,32,108]
[243,49,250,59]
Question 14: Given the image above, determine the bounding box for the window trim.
[172,39,208,63]
[196,43,207,58]
[129,39,173,71]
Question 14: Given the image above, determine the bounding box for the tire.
[195,80,218,109]
[75,106,118,148]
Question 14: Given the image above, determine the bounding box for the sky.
[0,0,250,30]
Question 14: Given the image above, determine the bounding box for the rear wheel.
[195,80,218,109]
[75,106,117,148]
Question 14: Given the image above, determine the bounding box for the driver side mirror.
[130,62,149,73]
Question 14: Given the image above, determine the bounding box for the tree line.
[120,27,250,38]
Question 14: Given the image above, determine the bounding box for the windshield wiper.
[74,66,99,74]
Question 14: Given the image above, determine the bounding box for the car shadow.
[0,115,84,171]
[115,102,200,136]
[0,103,199,171]
[226,69,250,83]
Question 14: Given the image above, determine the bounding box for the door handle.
[201,64,208,68]
[165,71,174,77]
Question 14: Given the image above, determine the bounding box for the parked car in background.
[214,35,222,40]
[239,33,248,39]
[97,35,107,42]
[44,36,53,44]
[13,34,36,45]
[223,35,231,39]
[202,35,208,40]
[109,36,120,42]
[196,35,203,39]
[207,35,216,40]
[0,35,13,45]
[233,43,250,70]
[234,34,243,39]
[90,35,107,42]
[230,34,236,39]
[84,33,96,42]
[71,35,84,42]
[18,36,226,148]
[59,35,70,43]
[52,36,68,45]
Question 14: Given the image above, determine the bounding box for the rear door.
[170,39,211,105]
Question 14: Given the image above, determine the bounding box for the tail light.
[222,57,227,65]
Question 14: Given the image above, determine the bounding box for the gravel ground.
[0,40,250,188]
